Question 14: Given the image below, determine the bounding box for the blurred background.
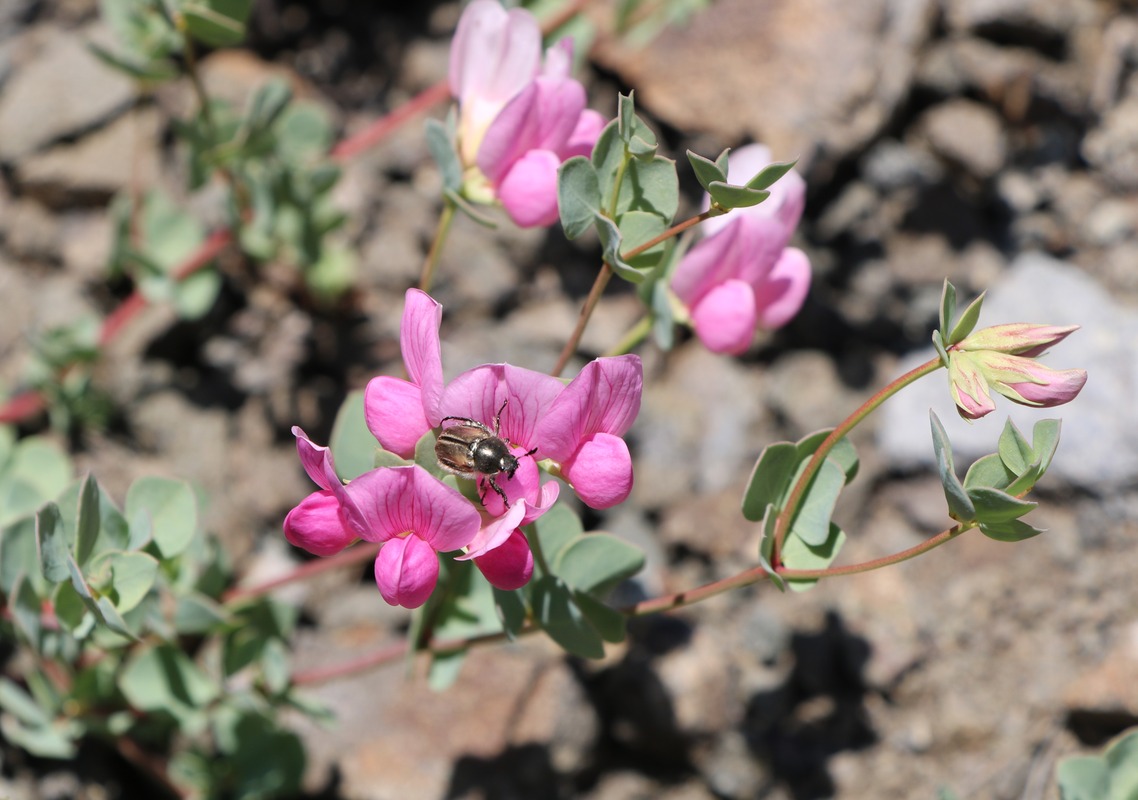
[1,0,1136,797]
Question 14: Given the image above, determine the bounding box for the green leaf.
[741,441,798,522]
[978,518,1044,542]
[788,458,846,547]
[181,0,252,47]
[533,504,585,573]
[939,279,957,335]
[106,551,159,613]
[795,429,859,484]
[558,156,601,239]
[617,210,667,271]
[74,474,101,567]
[930,411,975,522]
[52,580,91,633]
[261,638,290,695]
[1030,419,1062,478]
[0,677,51,726]
[596,215,649,283]
[0,438,73,527]
[707,182,769,210]
[530,576,605,659]
[1056,755,1108,800]
[554,533,645,596]
[947,291,985,345]
[782,523,846,592]
[413,429,446,479]
[617,93,636,144]
[687,149,727,191]
[95,596,138,640]
[174,591,230,634]
[329,389,374,481]
[125,476,197,558]
[246,79,292,136]
[140,190,205,273]
[0,518,37,594]
[616,155,678,223]
[428,649,467,692]
[119,644,218,718]
[932,329,950,368]
[1104,728,1138,796]
[36,502,69,584]
[967,486,1037,524]
[0,715,77,759]
[573,590,626,643]
[11,575,42,647]
[493,587,527,639]
[425,118,462,193]
[229,713,305,798]
[172,268,222,319]
[745,159,797,191]
[997,418,1033,475]
[963,453,1015,492]
[305,243,356,303]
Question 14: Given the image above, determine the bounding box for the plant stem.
[550,210,715,377]
[221,542,379,605]
[420,196,457,293]
[770,356,943,564]
[605,315,653,357]
[551,264,613,377]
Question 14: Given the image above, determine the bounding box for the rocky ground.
[2,0,1138,798]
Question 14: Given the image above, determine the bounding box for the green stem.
[770,356,943,565]
[526,522,552,577]
[605,315,653,357]
[420,196,457,293]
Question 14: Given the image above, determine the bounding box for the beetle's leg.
[484,476,511,508]
[493,398,508,435]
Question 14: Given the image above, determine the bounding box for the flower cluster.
[449,0,605,227]
[671,144,813,354]
[285,290,642,609]
[946,323,1087,420]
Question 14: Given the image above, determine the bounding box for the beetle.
[435,399,537,508]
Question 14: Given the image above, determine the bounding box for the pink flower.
[671,144,812,354]
[535,356,643,509]
[449,0,604,227]
[947,323,1087,420]
[283,429,483,608]
[283,428,356,556]
[341,466,483,609]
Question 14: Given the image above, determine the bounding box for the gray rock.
[590,0,938,175]
[0,23,135,162]
[861,138,943,191]
[877,252,1138,491]
[1084,79,1138,191]
[16,105,164,206]
[942,0,1098,38]
[919,98,1007,179]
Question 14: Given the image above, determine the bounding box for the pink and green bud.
[956,323,1080,357]
[946,323,1087,420]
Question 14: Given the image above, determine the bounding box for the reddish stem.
[222,542,380,604]
[331,81,451,161]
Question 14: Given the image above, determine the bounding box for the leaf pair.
[931,412,1059,541]
[742,430,859,591]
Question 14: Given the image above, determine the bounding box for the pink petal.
[402,289,445,423]
[283,491,356,556]
[959,323,1080,356]
[671,219,747,307]
[562,432,633,509]
[949,353,996,420]
[450,1,541,163]
[364,376,429,459]
[478,78,585,186]
[291,426,340,491]
[754,246,812,330]
[374,536,439,609]
[541,37,573,80]
[998,367,1088,408]
[341,466,481,552]
[473,528,534,591]
[691,279,758,355]
[497,149,561,228]
[457,501,527,560]
[560,109,606,160]
[537,355,643,462]
[441,363,564,452]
